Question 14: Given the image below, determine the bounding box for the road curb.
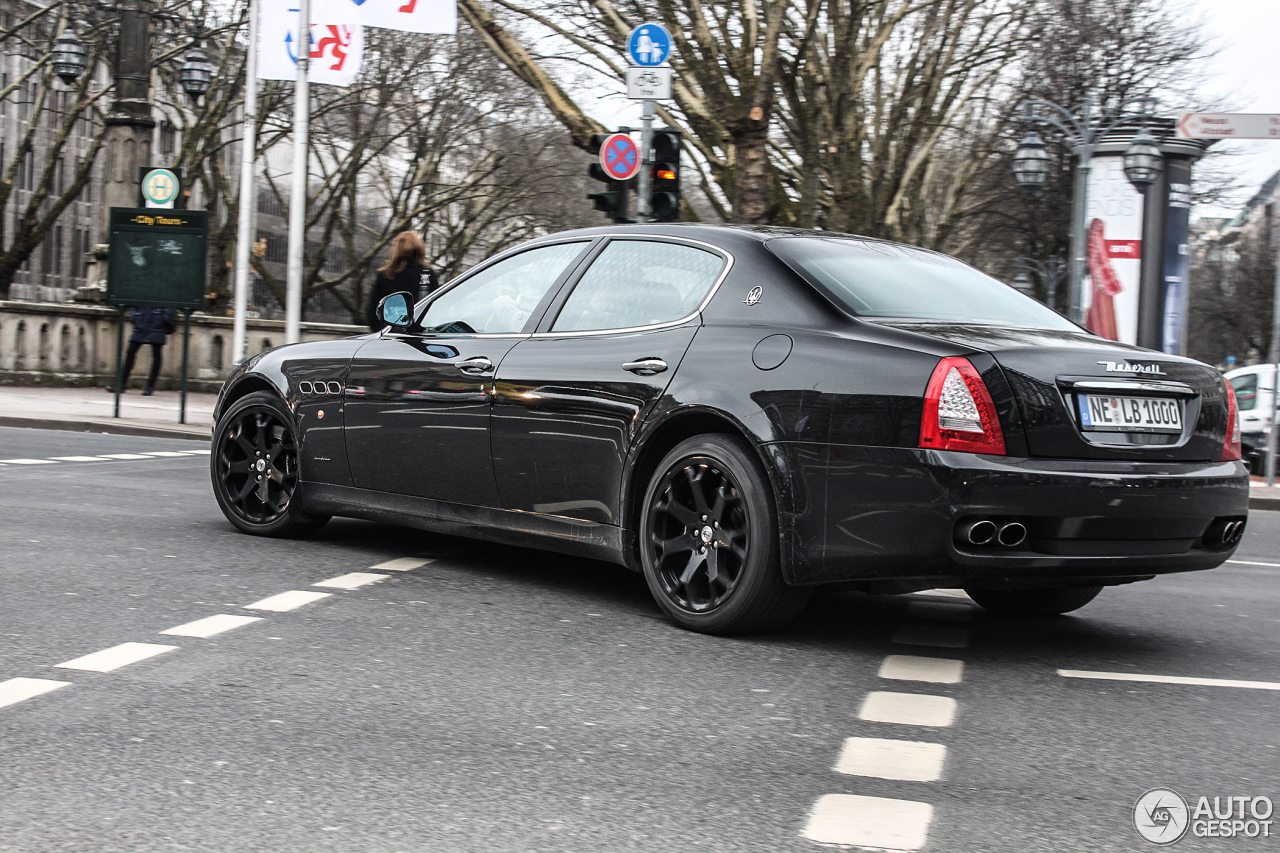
[0,416,210,443]
[1249,493,1280,512]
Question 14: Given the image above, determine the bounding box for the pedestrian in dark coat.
[107,307,176,395]
[367,231,439,331]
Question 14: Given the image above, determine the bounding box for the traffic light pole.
[637,100,655,221]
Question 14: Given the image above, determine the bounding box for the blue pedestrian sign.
[628,22,671,67]
[599,133,641,181]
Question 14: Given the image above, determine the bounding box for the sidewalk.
[1249,477,1280,512]
[0,385,214,441]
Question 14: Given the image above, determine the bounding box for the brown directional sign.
[106,207,208,310]
[1176,113,1280,140]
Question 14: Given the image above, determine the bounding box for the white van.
[1224,363,1275,474]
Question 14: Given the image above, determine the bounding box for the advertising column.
[1082,155,1144,343]
[1161,160,1193,354]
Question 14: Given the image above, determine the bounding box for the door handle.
[456,356,494,374]
[622,357,668,376]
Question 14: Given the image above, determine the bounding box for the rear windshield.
[766,236,1078,330]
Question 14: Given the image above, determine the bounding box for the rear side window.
[767,236,1078,330]
[551,240,724,332]
[1230,372,1258,411]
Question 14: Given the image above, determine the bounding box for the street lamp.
[179,45,215,99]
[1011,95,1163,323]
[51,27,89,84]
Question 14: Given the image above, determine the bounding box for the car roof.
[534,222,903,250]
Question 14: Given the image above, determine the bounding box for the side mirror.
[377,291,414,329]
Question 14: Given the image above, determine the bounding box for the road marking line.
[892,624,970,648]
[905,600,975,622]
[879,655,964,684]
[313,572,390,590]
[1058,669,1280,691]
[370,557,435,572]
[141,451,190,457]
[97,453,153,460]
[0,677,71,709]
[244,590,333,612]
[50,456,108,462]
[55,642,178,673]
[182,449,212,455]
[859,691,957,727]
[801,794,933,850]
[160,614,264,638]
[1227,559,1280,568]
[0,458,59,464]
[834,737,947,782]
[911,588,969,599]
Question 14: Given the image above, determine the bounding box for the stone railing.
[0,301,367,392]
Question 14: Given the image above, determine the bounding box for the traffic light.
[587,133,632,223]
[649,129,682,222]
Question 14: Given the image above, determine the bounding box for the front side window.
[551,240,725,332]
[767,236,1079,330]
[420,242,586,334]
[1230,372,1258,411]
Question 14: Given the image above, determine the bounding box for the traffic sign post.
[627,22,671,66]
[1176,113,1280,140]
[599,132,641,181]
[626,66,672,101]
[626,22,673,221]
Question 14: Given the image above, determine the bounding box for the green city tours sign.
[106,207,209,310]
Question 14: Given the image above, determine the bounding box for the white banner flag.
[258,2,364,87]
[309,0,456,34]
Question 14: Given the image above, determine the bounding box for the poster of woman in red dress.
[1085,217,1121,340]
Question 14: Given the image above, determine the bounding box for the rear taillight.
[1221,380,1242,462]
[919,357,1006,455]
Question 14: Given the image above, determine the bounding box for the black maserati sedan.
[210,224,1249,634]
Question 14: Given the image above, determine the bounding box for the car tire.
[639,434,811,634]
[964,585,1103,616]
[211,391,330,537]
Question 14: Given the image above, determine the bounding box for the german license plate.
[1077,394,1182,433]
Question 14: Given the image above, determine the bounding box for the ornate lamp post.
[1014,255,1068,312]
[1011,95,1163,324]
[51,27,89,83]
[179,43,215,100]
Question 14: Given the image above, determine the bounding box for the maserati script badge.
[744,286,763,306]
[1098,361,1166,376]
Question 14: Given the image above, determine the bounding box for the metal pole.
[179,309,192,425]
[113,306,125,418]
[231,0,259,365]
[284,0,309,344]
[636,99,655,221]
[1068,143,1092,325]
[1265,218,1280,487]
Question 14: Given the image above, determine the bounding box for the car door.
[491,237,730,524]
[344,240,592,505]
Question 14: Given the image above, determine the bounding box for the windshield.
[766,236,1078,330]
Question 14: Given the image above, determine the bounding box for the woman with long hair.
[367,231,440,330]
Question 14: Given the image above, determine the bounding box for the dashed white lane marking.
[859,691,957,727]
[314,572,390,590]
[50,456,108,462]
[880,655,964,684]
[1228,559,1280,568]
[0,677,71,709]
[182,449,212,455]
[370,557,435,572]
[905,600,975,622]
[55,642,178,673]
[160,614,264,638]
[141,451,190,457]
[892,624,971,648]
[0,458,59,464]
[97,453,153,460]
[1058,669,1280,691]
[244,590,333,612]
[802,794,933,850]
[834,737,947,782]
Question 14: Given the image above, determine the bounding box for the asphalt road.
[0,424,1276,853]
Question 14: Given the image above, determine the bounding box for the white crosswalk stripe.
[834,737,947,782]
[802,794,933,849]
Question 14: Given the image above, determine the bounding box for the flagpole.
[231,0,259,366]
[285,0,310,344]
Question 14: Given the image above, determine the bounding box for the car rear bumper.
[773,442,1251,586]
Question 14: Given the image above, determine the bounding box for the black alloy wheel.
[211,391,328,537]
[640,434,810,634]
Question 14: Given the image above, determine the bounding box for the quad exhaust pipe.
[957,519,1026,549]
